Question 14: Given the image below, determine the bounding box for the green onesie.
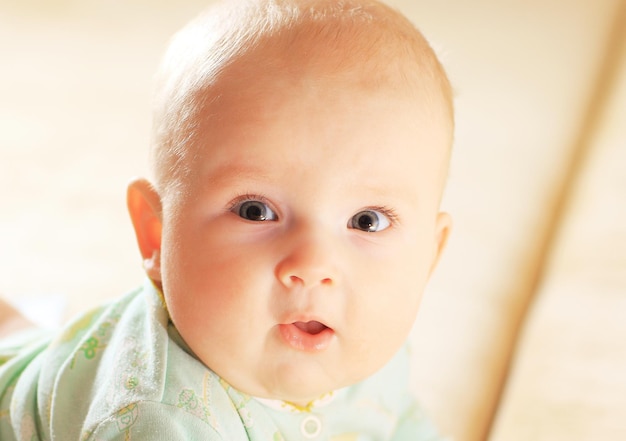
[0,281,447,440]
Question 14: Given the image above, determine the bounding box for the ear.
[127,178,163,283]
[428,212,452,277]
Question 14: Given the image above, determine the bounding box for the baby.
[0,0,453,439]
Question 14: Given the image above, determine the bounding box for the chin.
[263,364,343,405]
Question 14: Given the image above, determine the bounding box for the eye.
[349,209,392,232]
[232,199,277,222]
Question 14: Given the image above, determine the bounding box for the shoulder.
[80,364,265,440]
[44,282,179,435]
[0,286,147,440]
[48,281,257,439]
[1,282,270,440]
[83,401,226,441]
[2,282,173,439]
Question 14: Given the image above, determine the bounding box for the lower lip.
[278,324,335,352]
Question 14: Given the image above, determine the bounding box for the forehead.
[183,71,451,206]
[202,39,450,145]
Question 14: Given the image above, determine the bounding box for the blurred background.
[1,1,625,440]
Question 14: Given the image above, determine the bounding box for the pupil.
[247,205,263,220]
[358,213,376,231]
[241,202,266,220]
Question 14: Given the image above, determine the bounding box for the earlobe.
[127,178,163,282]
[429,212,452,277]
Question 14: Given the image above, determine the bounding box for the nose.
[275,227,340,289]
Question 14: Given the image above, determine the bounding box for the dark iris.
[353,211,379,232]
[239,201,268,221]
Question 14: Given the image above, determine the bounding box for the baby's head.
[128,0,453,405]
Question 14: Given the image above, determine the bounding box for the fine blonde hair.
[151,0,453,196]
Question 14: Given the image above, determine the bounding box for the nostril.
[277,261,336,287]
[285,275,333,287]
[289,275,303,284]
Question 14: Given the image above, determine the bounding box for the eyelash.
[228,192,270,205]
[363,205,400,226]
[227,192,276,211]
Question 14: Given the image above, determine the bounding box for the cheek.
[162,239,269,362]
[344,260,422,376]
[363,237,433,288]
[352,237,434,326]
[162,221,275,321]
[160,224,226,318]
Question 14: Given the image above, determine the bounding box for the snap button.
[300,415,322,439]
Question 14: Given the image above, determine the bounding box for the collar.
[253,391,337,413]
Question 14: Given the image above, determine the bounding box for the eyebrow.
[203,161,420,204]
[205,163,271,185]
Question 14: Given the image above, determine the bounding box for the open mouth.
[278,320,334,352]
[292,320,329,335]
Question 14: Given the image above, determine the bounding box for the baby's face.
[156,72,451,404]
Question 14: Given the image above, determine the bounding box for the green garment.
[0,281,447,440]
